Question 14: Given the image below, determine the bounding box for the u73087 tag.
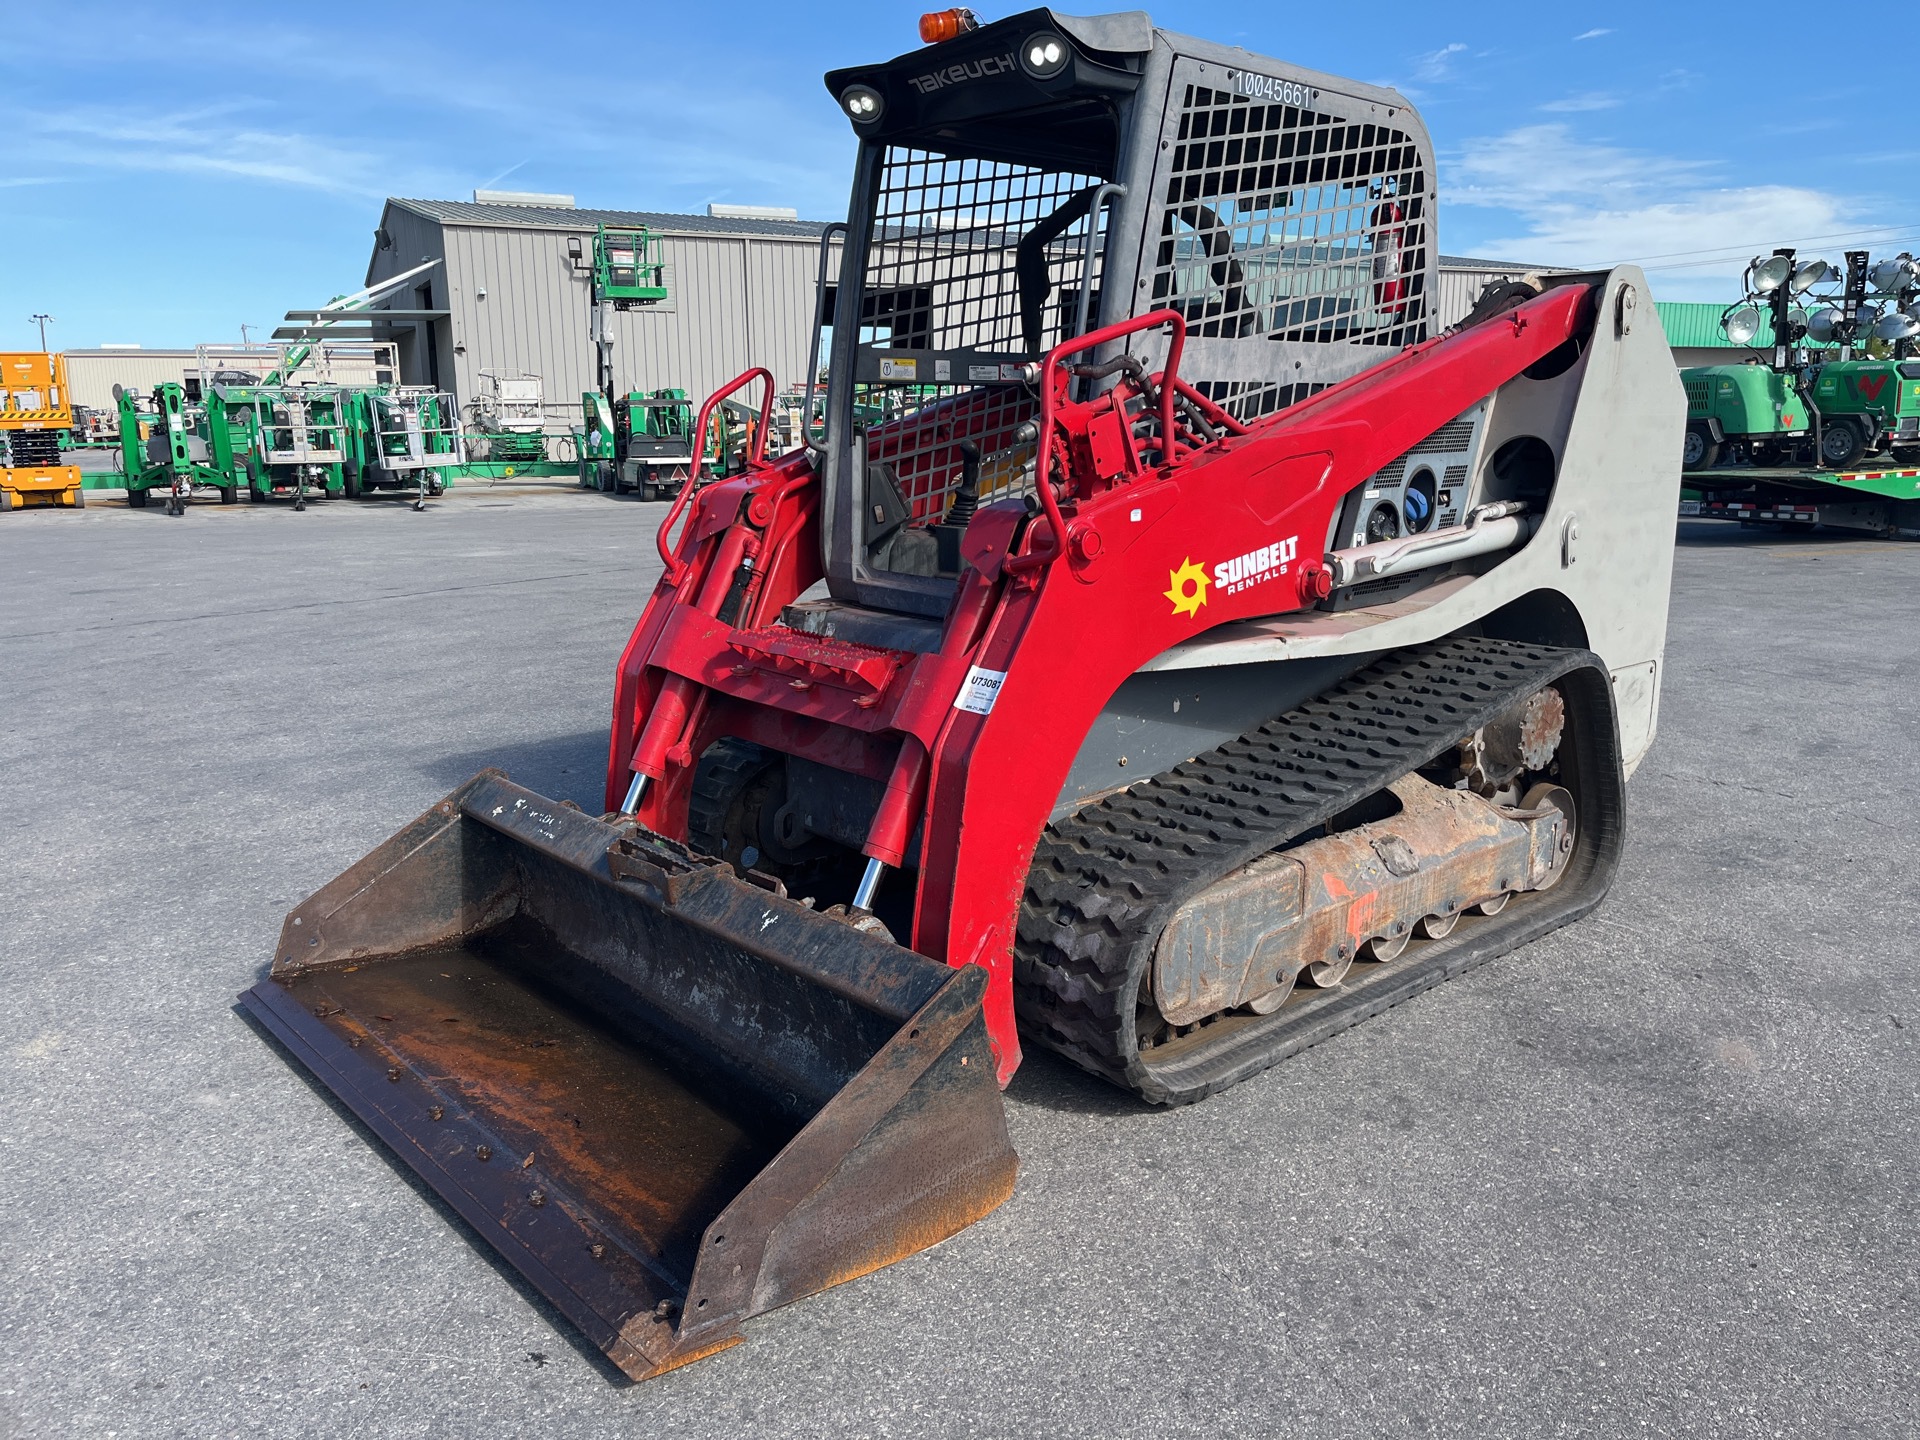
[954,666,1007,715]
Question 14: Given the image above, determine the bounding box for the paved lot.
[2,493,1914,1438]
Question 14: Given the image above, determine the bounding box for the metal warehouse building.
[359,195,843,434]
[354,190,1555,435]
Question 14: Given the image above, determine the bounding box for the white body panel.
[1140,268,1683,776]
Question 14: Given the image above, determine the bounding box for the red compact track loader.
[242,9,1682,1382]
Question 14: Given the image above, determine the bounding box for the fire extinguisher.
[1371,198,1413,317]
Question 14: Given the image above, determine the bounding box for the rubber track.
[1014,636,1619,1105]
[686,738,773,861]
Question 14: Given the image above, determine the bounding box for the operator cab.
[814,8,1436,618]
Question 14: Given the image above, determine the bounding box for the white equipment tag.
[954,666,1007,715]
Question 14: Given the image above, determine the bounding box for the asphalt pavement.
[1,490,1913,1438]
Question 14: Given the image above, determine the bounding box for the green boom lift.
[115,382,232,515]
[578,224,704,498]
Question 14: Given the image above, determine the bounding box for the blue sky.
[5,1,1916,350]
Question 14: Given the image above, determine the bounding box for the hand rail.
[1070,184,1126,344]
[656,367,775,579]
[803,223,847,456]
[1027,308,1187,563]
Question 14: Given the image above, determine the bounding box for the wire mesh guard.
[855,149,1107,557]
[1152,82,1431,423]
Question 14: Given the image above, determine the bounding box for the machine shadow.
[1675,519,1904,550]
[1002,1044,1158,1119]
[230,1001,639,1387]
[421,730,612,812]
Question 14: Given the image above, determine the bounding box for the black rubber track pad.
[1015,636,1626,1104]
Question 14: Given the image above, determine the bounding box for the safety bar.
[1028,309,1187,562]
[1070,184,1126,345]
[656,367,775,580]
[803,223,848,457]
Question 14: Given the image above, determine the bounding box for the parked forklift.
[244,7,1681,1382]
[1,352,84,510]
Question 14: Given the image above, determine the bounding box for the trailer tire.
[343,469,362,499]
[220,485,237,505]
[1681,424,1720,472]
[1820,421,1865,468]
[127,487,148,509]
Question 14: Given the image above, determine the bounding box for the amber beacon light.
[919,8,980,43]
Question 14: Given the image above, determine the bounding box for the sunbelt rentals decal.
[1164,535,1299,618]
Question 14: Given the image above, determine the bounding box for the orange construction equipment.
[0,352,84,511]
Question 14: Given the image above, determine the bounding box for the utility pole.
[30,313,53,351]
[240,323,255,346]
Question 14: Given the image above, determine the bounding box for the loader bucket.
[239,771,1017,1382]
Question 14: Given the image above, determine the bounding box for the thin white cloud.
[1413,42,1469,83]
[17,104,438,198]
[1574,27,1613,40]
[1447,124,1709,209]
[1445,124,1859,299]
[1540,92,1620,113]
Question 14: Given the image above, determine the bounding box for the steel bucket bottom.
[241,771,1016,1382]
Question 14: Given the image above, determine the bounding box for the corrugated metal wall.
[365,206,451,392]
[63,352,196,412]
[360,209,1617,430]
[62,350,386,413]
[1432,266,1531,328]
[378,215,840,433]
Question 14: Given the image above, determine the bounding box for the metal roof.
[1435,254,1558,272]
[1656,300,1839,351]
[386,197,833,241]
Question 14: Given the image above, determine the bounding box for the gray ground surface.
[2,494,1913,1438]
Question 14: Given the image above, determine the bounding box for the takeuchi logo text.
[909,53,1018,93]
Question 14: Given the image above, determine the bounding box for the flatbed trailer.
[1681,464,1920,538]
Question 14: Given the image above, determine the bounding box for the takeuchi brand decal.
[1165,536,1300,617]
[908,53,1018,93]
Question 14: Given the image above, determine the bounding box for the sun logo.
[1165,558,1210,617]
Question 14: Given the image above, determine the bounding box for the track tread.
[1013,636,1609,1104]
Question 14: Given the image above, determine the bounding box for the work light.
[1021,33,1069,77]
[1722,306,1762,344]
[842,86,885,124]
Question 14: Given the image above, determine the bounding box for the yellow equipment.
[1,353,84,511]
